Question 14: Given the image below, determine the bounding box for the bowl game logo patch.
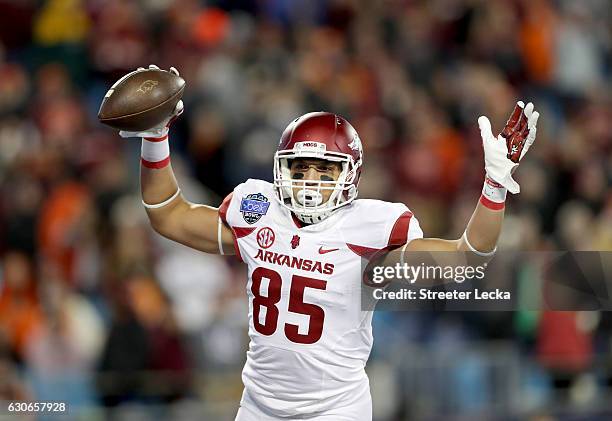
[240,193,270,224]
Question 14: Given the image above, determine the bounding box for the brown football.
[98,68,185,131]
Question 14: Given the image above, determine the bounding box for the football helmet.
[273,112,363,224]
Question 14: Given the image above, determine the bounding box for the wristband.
[480,176,506,210]
[141,135,170,169]
[462,231,497,257]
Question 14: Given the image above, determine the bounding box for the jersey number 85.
[252,267,327,344]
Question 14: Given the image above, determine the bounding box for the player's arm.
[140,162,235,255]
[117,65,235,255]
[404,200,502,254]
[405,101,540,256]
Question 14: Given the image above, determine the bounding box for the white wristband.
[481,177,507,210]
[141,135,170,169]
[142,188,181,209]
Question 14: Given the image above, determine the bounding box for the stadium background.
[0,0,610,419]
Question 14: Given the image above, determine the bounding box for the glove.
[478,101,539,194]
[119,64,184,139]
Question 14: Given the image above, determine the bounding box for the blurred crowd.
[0,0,610,419]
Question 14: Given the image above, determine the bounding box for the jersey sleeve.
[218,179,273,228]
[341,200,424,258]
[218,191,234,227]
[386,207,424,250]
[217,180,251,228]
[217,182,248,260]
[216,179,273,261]
[407,214,424,243]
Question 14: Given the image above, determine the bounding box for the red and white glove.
[478,101,539,209]
[118,65,184,169]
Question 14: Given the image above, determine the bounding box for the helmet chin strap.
[294,209,331,224]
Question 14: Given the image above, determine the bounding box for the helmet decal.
[348,133,362,154]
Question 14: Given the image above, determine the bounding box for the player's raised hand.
[118,64,184,138]
[98,63,185,139]
[119,99,184,139]
[478,101,539,194]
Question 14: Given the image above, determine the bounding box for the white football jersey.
[220,179,423,418]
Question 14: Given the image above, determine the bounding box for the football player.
[119,65,539,421]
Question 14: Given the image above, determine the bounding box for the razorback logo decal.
[137,79,159,93]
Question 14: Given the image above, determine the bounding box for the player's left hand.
[478,101,539,194]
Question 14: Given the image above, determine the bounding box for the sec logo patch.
[256,227,275,249]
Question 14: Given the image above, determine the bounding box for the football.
[98,68,185,131]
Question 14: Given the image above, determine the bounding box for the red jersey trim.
[228,227,255,262]
[217,192,245,261]
[233,227,256,238]
[218,192,233,225]
[347,243,380,260]
[347,210,414,259]
[387,211,413,249]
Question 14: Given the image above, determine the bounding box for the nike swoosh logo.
[318,247,339,254]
